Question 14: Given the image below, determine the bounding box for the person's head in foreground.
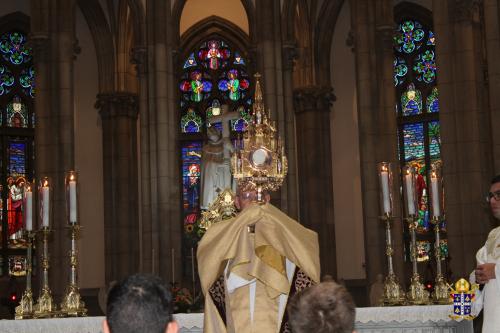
[103,274,178,333]
[288,281,356,333]
[488,174,500,220]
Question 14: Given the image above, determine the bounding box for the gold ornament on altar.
[449,278,478,320]
[199,189,237,230]
[231,73,287,202]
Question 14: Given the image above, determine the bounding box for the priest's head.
[103,274,178,333]
[488,175,500,220]
[288,281,356,333]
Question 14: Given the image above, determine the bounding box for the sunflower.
[185,224,194,233]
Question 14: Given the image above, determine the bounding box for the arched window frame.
[394,4,449,276]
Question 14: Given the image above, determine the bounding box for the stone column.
[483,0,500,172]
[351,0,404,286]
[294,87,337,277]
[96,92,140,282]
[433,0,493,277]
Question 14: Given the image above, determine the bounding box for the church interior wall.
[74,7,105,290]
[330,0,366,282]
[0,1,29,18]
[179,0,250,36]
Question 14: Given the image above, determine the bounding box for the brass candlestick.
[431,216,451,304]
[34,226,57,318]
[405,215,429,305]
[15,231,35,319]
[60,171,87,316]
[60,224,87,316]
[380,213,406,305]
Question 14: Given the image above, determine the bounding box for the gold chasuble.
[197,203,320,333]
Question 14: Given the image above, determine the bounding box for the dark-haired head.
[103,274,177,333]
[288,281,356,333]
[491,175,500,185]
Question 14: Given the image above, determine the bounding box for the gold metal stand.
[380,213,406,305]
[15,231,35,319]
[431,217,451,304]
[405,215,429,304]
[60,225,87,316]
[34,227,57,318]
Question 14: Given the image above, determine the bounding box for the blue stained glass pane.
[181,109,203,133]
[218,79,229,91]
[427,31,435,46]
[403,123,424,162]
[183,53,197,69]
[394,57,408,86]
[428,121,441,160]
[401,84,422,116]
[0,32,31,65]
[19,66,35,97]
[182,141,202,214]
[8,140,26,177]
[7,97,28,128]
[426,87,439,113]
[394,20,425,54]
[234,52,245,65]
[0,65,14,96]
[414,50,437,84]
[416,241,431,262]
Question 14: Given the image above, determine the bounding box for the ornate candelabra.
[60,171,87,316]
[403,166,429,304]
[15,232,35,319]
[429,165,451,304]
[378,162,405,305]
[34,177,57,318]
[15,182,35,319]
[231,73,287,202]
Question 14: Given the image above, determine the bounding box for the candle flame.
[43,179,49,187]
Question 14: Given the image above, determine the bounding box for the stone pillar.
[351,0,404,286]
[31,0,77,296]
[483,0,500,172]
[96,92,140,283]
[294,87,337,277]
[433,0,493,277]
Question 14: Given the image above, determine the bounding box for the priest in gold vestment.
[197,189,320,333]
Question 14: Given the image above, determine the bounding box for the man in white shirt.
[472,175,500,332]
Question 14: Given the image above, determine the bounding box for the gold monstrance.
[231,73,288,200]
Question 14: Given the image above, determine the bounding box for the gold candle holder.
[431,216,451,304]
[15,230,35,319]
[33,226,57,318]
[60,171,87,316]
[405,215,429,304]
[402,166,429,304]
[380,213,406,305]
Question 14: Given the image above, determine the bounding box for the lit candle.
[431,171,440,218]
[68,175,77,224]
[405,170,416,216]
[24,185,33,231]
[380,165,391,214]
[42,180,50,227]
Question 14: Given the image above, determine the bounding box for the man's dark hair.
[491,175,500,185]
[106,274,173,333]
[288,281,356,333]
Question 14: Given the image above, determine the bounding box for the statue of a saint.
[200,126,234,210]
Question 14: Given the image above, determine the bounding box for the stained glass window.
[0,28,35,274]
[395,16,446,271]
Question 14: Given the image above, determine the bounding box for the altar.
[0,305,473,333]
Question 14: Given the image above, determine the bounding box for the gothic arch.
[179,16,252,71]
[172,0,255,44]
[315,0,345,86]
[394,1,433,27]
[0,11,29,32]
[77,0,115,92]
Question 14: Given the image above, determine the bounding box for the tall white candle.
[380,170,391,213]
[431,175,440,217]
[69,179,77,224]
[25,190,33,231]
[42,186,50,227]
[405,173,416,215]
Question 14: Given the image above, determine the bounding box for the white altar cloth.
[0,305,472,333]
